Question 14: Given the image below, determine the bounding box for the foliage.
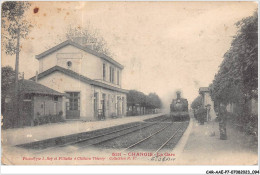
[192,95,206,123]
[127,90,162,109]
[65,25,111,56]
[2,66,15,94]
[195,107,207,124]
[2,1,32,55]
[127,90,142,106]
[209,12,258,106]
[209,12,258,135]
[2,2,32,126]
[191,95,203,110]
[1,66,15,113]
[34,112,65,126]
[147,93,162,109]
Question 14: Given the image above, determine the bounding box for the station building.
[3,79,64,127]
[31,40,128,121]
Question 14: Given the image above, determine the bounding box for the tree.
[2,2,32,126]
[127,90,140,106]
[147,93,162,109]
[65,25,112,56]
[191,95,203,110]
[235,12,258,97]
[191,95,206,123]
[127,90,162,115]
[209,11,257,123]
[210,12,257,104]
[1,66,15,114]
[127,90,140,115]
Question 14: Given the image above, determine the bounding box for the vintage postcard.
[1,1,258,169]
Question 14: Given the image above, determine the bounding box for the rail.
[32,115,169,154]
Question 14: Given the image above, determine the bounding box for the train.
[170,91,190,121]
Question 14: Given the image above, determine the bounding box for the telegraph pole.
[14,2,21,127]
[14,27,20,127]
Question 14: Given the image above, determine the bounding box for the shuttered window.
[110,66,115,83]
[103,63,106,80]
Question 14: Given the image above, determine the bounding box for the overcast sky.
[2,1,257,108]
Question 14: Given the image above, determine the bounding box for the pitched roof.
[35,40,124,69]
[30,66,128,94]
[8,79,64,96]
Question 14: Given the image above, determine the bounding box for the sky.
[1,1,257,109]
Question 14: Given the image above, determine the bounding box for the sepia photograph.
[1,0,258,172]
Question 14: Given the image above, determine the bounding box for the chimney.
[176,91,181,99]
[36,71,38,82]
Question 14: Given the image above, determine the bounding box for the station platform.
[173,112,258,165]
[2,113,165,146]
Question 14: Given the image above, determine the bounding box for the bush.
[50,115,56,123]
[244,114,258,136]
[111,113,117,118]
[33,112,65,126]
[33,118,39,126]
[2,116,13,129]
[196,107,207,124]
[225,111,257,136]
[58,111,63,116]
[38,116,45,125]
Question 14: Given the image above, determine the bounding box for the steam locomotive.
[170,91,189,121]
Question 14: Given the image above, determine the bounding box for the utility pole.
[14,26,20,127]
[14,3,22,127]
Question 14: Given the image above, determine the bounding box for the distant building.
[4,80,63,127]
[199,87,216,121]
[31,40,128,121]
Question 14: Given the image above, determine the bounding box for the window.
[103,63,106,80]
[53,96,58,102]
[107,94,110,109]
[41,102,46,115]
[67,61,72,67]
[94,92,98,117]
[117,70,120,85]
[101,94,106,111]
[112,68,114,83]
[24,94,32,101]
[54,102,57,115]
[66,92,80,110]
[109,67,112,82]
[109,66,115,83]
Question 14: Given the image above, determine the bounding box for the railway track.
[82,120,188,153]
[24,115,171,154]
[153,127,182,154]
[64,117,173,153]
[122,122,185,153]
[123,123,173,151]
[17,115,189,155]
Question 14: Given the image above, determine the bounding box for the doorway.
[66,92,80,119]
[94,92,98,119]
